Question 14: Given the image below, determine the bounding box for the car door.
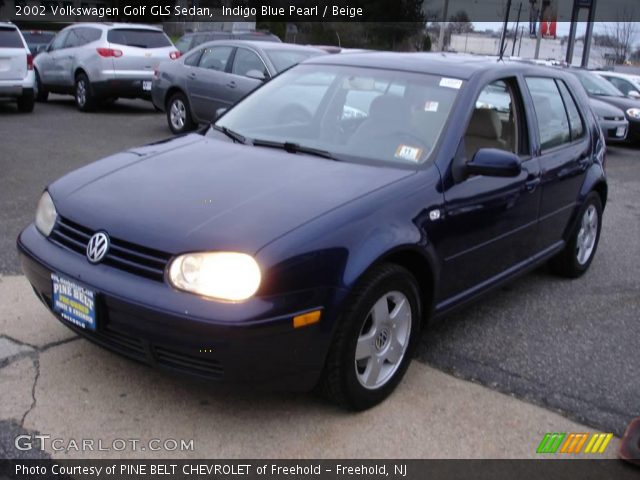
[186,45,234,123]
[436,77,542,303]
[226,47,269,102]
[56,28,83,86]
[38,30,69,85]
[525,77,591,250]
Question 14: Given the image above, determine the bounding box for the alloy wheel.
[170,99,186,130]
[576,204,598,265]
[355,291,412,390]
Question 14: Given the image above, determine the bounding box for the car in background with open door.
[152,40,325,133]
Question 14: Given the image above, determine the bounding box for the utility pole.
[512,2,522,56]
[499,0,512,58]
[581,0,597,67]
[438,0,449,51]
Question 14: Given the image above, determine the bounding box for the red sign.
[541,20,556,39]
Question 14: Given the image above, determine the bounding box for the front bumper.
[599,118,628,143]
[18,224,342,390]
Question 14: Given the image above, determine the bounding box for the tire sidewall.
[568,193,603,275]
[338,266,422,409]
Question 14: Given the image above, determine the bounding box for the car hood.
[592,94,640,113]
[589,98,625,118]
[49,134,414,255]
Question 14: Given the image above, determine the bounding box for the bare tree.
[604,9,639,64]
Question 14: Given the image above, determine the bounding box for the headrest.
[368,94,411,125]
[467,108,502,139]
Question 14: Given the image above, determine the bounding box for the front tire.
[166,92,195,134]
[75,73,96,112]
[549,192,603,278]
[320,264,422,410]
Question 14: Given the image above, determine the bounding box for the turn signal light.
[293,310,322,329]
[169,51,181,60]
[96,48,123,58]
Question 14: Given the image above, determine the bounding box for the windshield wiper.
[213,125,246,144]
[252,139,336,160]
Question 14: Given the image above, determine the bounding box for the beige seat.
[464,108,506,159]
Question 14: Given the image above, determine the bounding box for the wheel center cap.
[375,328,390,351]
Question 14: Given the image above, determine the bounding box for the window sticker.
[439,77,463,89]
[395,145,423,162]
[424,101,439,112]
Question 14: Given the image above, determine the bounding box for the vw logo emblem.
[86,232,110,264]
[375,329,390,351]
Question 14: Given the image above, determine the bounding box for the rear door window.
[198,46,233,71]
[0,27,23,48]
[107,29,171,48]
[556,80,585,140]
[525,77,571,151]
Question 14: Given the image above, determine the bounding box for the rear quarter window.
[107,29,171,48]
[0,27,24,48]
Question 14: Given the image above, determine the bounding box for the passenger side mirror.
[215,107,227,120]
[466,148,522,177]
[246,70,266,81]
[627,90,640,100]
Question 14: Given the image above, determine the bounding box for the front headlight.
[626,108,640,119]
[35,191,57,237]
[168,252,261,302]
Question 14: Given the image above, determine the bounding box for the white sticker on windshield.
[424,101,439,112]
[395,145,423,162]
[439,77,463,89]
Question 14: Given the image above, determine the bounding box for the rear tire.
[75,73,96,112]
[319,263,421,410]
[166,92,195,134]
[34,71,48,102]
[17,91,35,112]
[549,192,603,278]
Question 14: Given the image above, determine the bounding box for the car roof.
[197,39,322,53]
[62,22,163,32]
[0,22,17,29]
[304,51,565,80]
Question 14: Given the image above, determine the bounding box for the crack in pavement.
[20,356,40,428]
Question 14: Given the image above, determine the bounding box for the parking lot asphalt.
[0,95,637,458]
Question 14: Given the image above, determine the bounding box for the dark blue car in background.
[18,53,607,410]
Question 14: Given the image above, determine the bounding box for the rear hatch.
[0,26,27,81]
[107,28,176,79]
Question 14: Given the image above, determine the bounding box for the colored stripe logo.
[537,432,613,454]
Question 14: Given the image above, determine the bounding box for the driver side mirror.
[627,90,640,100]
[466,148,522,177]
[246,69,266,81]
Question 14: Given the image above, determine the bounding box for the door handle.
[525,177,541,192]
[577,156,590,171]
[227,81,237,89]
[188,73,196,80]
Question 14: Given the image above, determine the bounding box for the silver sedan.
[151,40,325,134]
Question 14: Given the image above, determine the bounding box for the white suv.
[0,22,35,112]
[34,23,179,111]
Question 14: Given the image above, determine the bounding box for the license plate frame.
[616,126,626,137]
[51,273,97,331]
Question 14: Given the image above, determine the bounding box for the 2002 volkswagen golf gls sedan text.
[18,53,607,410]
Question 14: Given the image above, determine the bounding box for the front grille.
[603,116,624,121]
[50,216,171,282]
[154,346,224,379]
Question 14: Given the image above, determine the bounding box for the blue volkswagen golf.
[18,53,607,410]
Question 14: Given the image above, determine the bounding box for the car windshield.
[211,64,462,167]
[107,29,171,49]
[575,71,624,97]
[266,49,323,73]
